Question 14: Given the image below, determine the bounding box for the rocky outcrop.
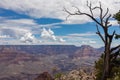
[74,45,101,57]
[55,69,96,80]
[34,72,54,80]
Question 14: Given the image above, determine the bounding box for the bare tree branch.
[87,1,94,16]
[63,7,77,20]
[72,6,81,12]
[105,14,112,27]
[64,6,104,27]
[108,30,116,46]
[111,45,120,52]
[108,24,112,28]
[63,7,74,15]
[96,24,105,43]
[102,8,109,19]
[98,2,104,25]
[110,48,120,61]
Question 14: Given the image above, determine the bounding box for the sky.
[0,0,120,48]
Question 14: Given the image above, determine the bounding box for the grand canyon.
[0,45,104,80]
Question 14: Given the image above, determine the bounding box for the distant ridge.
[0,45,104,57]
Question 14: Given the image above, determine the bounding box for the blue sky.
[0,0,120,48]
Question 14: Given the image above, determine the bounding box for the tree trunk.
[102,44,111,80]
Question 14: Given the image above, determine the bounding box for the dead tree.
[64,1,120,80]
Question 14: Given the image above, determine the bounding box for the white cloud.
[0,0,120,24]
[68,32,96,37]
[109,20,119,26]
[81,41,88,45]
[41,28,56,41]
[20,32,36,43]
[0,18,39,30]
[40,28,66,43]
[0,0,65,18]
[48,28,54,35]
[60,32,103,48]
[4,19,37,25]
[81,40,97,46]
[89,40,96,44]
[59,38,66,42]
[0,18,40,33]
[41,28,57,41]
[0,27,30,39]
[51,35,57,41]
[0,35,11,38]
[41,28,51,38]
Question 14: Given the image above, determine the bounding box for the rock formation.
[34,72,54,80]
[55,69,96,80]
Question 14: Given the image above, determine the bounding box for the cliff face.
[74,45,101,57]
[0,47,38,64]
[0,45,77,55]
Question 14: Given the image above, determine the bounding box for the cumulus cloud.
[48,28,54,35]
[0,28,41,44]
[41,28,66,42]
[20,32,37,43]
[41,28,57,41]
[0,25,42,44]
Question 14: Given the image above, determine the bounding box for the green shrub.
[54,73,63,79]
[95,54,120,80]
